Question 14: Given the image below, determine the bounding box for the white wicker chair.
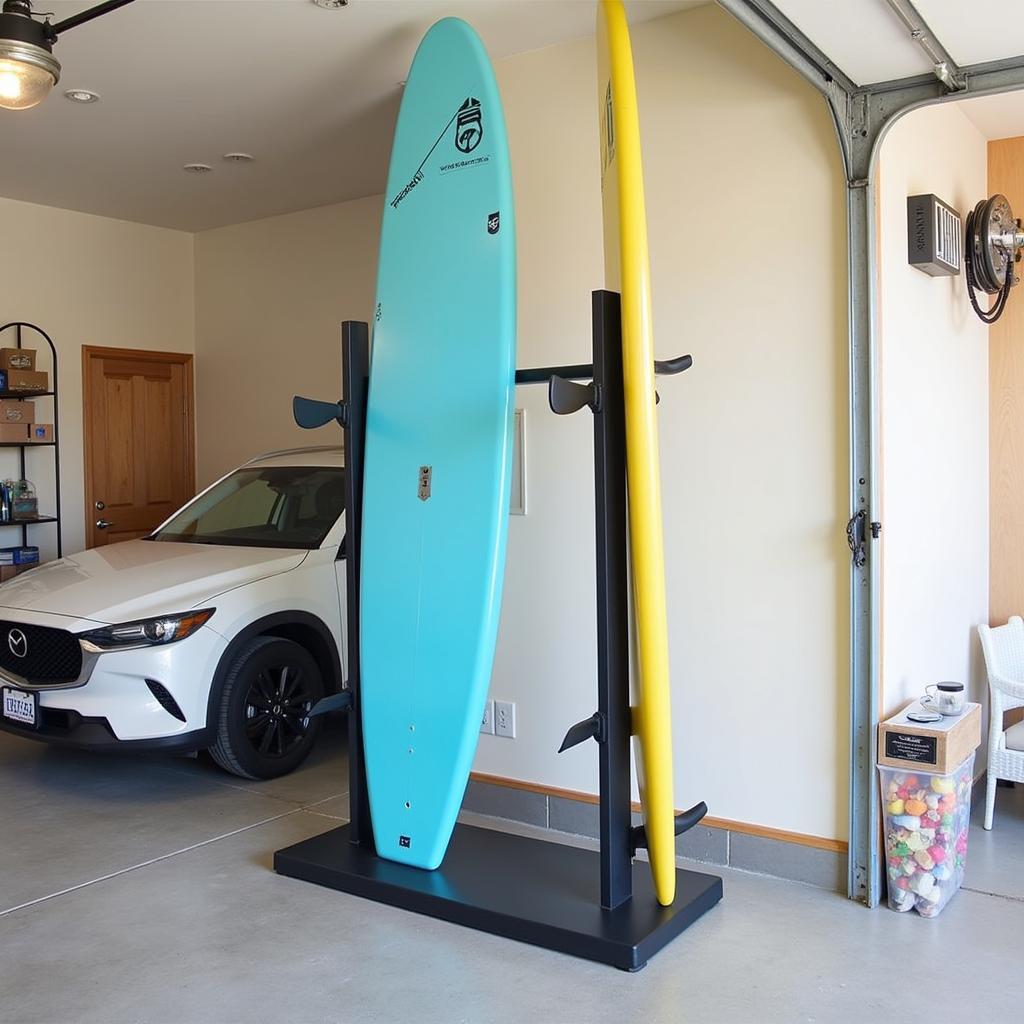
[977,616,1024,829]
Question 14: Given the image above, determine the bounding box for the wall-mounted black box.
[908,193,962,276]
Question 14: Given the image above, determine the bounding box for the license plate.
[2,686,37,727]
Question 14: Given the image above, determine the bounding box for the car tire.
[209,636,324,780]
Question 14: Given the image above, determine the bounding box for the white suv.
[0,446,347,779]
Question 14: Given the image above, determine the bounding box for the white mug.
[921,682,965,717]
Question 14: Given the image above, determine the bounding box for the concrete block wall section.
[462,780,847,892]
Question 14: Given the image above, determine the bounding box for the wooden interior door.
[83,347,195,548]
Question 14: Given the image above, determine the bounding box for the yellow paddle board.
[596,0,676,906]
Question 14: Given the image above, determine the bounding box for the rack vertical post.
[339,321,374,850]
[591,290,633,910]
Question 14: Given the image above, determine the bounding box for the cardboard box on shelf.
[0,400,32,423]
[0,423,27,443]
[27,424,53,442]
[878,701,981,775]
[5,369,47,393]
[0,563,34,581]
[11,498,38,519]
[0,349,36,372]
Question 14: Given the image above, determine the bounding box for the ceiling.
[958,90,1024,141]
[0,0,701,232]
[4,1,1024,232]
[771,0,1024,87]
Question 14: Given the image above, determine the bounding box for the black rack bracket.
[558,711,604,752]
[275,296,721,971]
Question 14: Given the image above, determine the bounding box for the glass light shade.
[0,44,59,110]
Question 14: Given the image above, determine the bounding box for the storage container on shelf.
[880,753,974,917]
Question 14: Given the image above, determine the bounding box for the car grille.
[0,620,83,685]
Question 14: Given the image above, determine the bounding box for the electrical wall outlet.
[494,700,515,738]
[480,699,494,735]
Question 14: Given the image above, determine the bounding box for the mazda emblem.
[8,628,27,658]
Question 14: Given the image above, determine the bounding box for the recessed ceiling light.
[223,152,254,163]
[63,88,99,104]
[183,163,212,174]
[312,0,348,8]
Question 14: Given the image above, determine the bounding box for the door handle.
[95,519,113,530]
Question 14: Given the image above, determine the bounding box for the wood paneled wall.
[990,136,1024,625]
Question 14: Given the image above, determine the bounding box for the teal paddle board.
[360,17,516,870]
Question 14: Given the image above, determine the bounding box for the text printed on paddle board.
[389,97,491,209]
[418,466,432,501]
[600,80,615,184]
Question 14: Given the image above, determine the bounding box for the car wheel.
[209,636,324,780]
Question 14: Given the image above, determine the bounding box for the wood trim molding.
[468,771,849,854]
[81,345,194,366]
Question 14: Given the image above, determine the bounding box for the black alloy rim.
[243,663,315,759]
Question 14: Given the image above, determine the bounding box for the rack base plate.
[274,822,722,971]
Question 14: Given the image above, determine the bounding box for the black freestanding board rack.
[275,293,722,971]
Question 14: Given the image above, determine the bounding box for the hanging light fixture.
[0,0,136,111]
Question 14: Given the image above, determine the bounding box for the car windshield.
[150,465,344,550]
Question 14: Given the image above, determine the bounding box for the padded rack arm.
[630,802,709,857]
[515,353,691,386]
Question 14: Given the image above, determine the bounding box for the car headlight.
[79,609,215,652]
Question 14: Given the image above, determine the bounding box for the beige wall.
[193,5,849,840]
[0,196,194,558]
[193,195,381,485]
[488,5,849,840]
[876,106,989,725]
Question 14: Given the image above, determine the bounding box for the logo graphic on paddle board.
[389,98,490,209]
[399,835,411,848]
[487,211,500,234]
[455,97,483,153]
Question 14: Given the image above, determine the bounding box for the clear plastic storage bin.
[879,753,974,917]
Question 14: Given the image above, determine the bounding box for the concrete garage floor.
[1,724,1021,1024]
[967,779,1024,901]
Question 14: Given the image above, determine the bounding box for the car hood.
[0,541,307,625]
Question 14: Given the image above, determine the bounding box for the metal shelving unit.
[0,323,62,560]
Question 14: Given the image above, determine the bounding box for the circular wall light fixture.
[312,0,349,9]
[0,0,136,111]
[183,163,213,174]
[63,87,99,103]
[223,152,254,163]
